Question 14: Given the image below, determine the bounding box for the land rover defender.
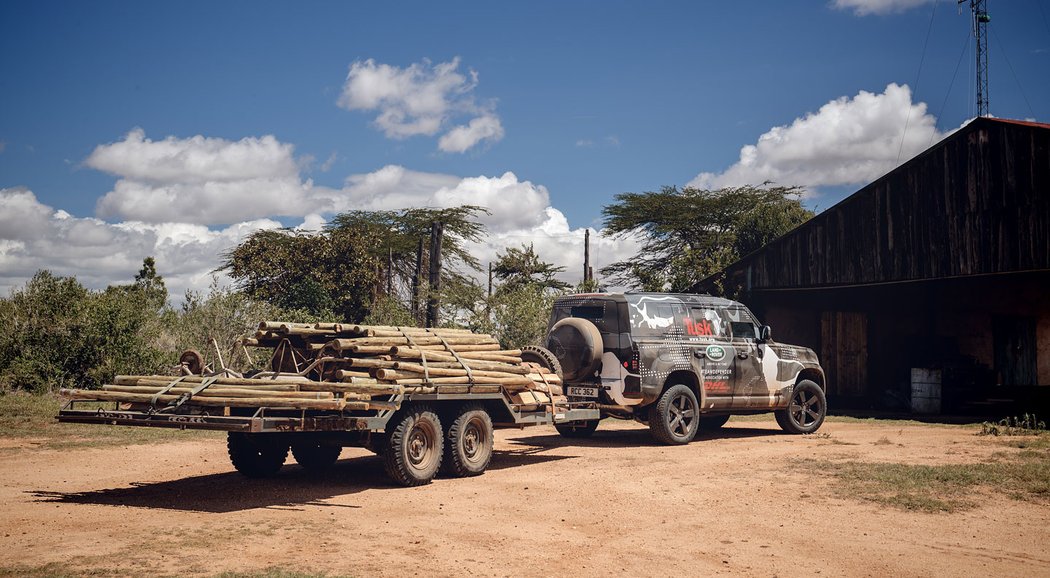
[535,293,828,444]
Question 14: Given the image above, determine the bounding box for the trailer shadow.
[27,445,579,512]
[27,454,392,513]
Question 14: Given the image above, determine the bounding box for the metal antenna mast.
[960,0,991,116]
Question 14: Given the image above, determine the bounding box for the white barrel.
[911,368,942,414]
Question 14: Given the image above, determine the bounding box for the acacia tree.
[327,206,488,324]
[470,243,568,349]
[600,184,813,292]
[220,227,382,321]
[491,243,570,293]
[221,206,489,323]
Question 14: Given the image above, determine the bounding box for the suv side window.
[626,296,685,339]
[730,321,757,340]
[686,307,727,338]
[725,307,760,340]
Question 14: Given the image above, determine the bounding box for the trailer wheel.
[291,442,341,471]
[649,384,699,445]
[555,419,599,438]
[775,380,826,434]
[383,405,443,486]
[227,432,288,478]
[442,405,494,477]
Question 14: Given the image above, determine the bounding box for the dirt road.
[2,417,1048,577]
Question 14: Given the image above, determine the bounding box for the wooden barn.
[693,117,1050,414]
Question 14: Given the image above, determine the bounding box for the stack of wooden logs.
[61,322,564,412]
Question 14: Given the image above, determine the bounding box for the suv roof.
[556,292,743,309]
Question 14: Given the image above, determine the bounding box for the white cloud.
[831,0,933,16]
[338,57,503,153]
[438,114,504,153]
[89,128,313,225]
[0,187,282,298]
[688,83,944,192]
[330,169,639,286]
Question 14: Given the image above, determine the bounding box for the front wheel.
[554,419,599,438]
[775,380,827,434]
[649,384,700,445]
[383,405,444,486]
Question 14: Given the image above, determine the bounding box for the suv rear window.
[569,305,605,323]
[550,299,621,335]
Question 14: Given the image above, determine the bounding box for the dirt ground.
[2,416,1048,577]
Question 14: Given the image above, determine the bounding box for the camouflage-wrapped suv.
[533,293,827,444]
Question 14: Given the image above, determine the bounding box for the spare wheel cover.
[546,317,603,381]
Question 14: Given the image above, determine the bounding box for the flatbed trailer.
[58,386,600,486]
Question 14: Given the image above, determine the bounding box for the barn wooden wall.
[709,118,1050,293]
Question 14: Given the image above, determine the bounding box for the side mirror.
[759,325,772,343]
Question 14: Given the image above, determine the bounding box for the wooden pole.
[413,237,423,323]
[386,245,393,296]
[426,221,443,328]
[584,228,591,283]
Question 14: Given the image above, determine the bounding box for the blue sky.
[1,0,1048,297]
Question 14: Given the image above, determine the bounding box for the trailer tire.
[383,405,443,486]
[291,442,341,471]
[227,432,288,478]
[555,420,599,438]
[442,405,494,477]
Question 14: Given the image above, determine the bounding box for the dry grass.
[815,433,1050,513]
[0,391,218,451]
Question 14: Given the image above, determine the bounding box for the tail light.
[623,350,639,373]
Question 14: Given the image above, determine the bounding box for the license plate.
[567,386,599,398]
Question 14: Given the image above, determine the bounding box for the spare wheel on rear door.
[545,317,603,381]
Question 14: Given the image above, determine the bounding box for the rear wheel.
[383,405,443,486]
[775,380,827,434]
[442,405,494,477]
[227,433,288,478]
[699,414,731,431]
[649,384,700,445]
[291,441,341,471]
[554,419,600,438]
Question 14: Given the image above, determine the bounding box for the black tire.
[545,317,603,381]
[227,432,288,478]
[383,405,444,486]
[699,414,731,431]
[775,380,827,434]
[291,441,342,471]
[649,384,700,445]
[442,405,494,477]
[554,420,600,438]
[520,345,563,380]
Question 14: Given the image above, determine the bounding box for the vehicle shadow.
[27,445,578,512]
[507,424,784,450]
[486,446,576,472]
